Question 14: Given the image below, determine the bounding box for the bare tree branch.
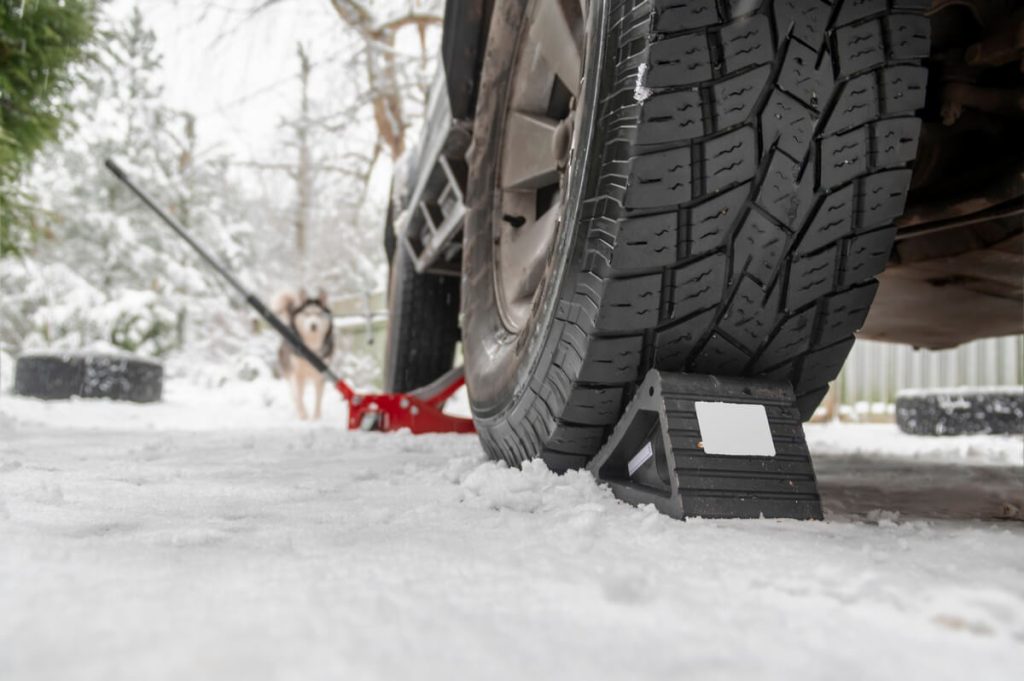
[376,13,442,34]
[328,0,442,160]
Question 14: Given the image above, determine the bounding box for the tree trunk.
[295,44,312,258]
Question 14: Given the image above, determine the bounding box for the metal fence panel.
[838,335,1024,405]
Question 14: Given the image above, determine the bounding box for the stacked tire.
[13,353,163,403]
[896,388,1024,436]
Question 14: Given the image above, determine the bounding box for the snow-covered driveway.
[1,381,1022,681]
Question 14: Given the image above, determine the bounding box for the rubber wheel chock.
[587,370,823,520]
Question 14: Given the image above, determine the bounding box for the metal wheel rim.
[493,0,588,333]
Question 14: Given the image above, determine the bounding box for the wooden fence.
[331,291,389,371]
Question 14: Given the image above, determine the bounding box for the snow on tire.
[895,388,1024,436]
[14,353,163,403]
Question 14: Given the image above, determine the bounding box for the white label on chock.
[694,401,776,457]
[628,441,655,476]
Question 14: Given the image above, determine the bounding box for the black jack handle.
[104,158,341,385]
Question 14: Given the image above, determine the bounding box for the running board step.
[587,370,823,520]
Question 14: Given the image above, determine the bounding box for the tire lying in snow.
[461,0,930,470]
[895,388,1024,436]
[13,353,163,403]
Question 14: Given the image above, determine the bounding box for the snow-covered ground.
[1,375,1022,681]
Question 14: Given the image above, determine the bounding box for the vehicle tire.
[383,241,461,393]
[462,0,930,471]
[13,352,163,403]
[896,388,1024,436]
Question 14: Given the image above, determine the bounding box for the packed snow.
[1,369,1022,681]
[633,63,652,102]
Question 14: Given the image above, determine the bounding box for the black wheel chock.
[587,370,823,520]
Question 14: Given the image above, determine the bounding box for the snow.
[805,422,1023,466]
[2,376,1023,681]
[633,63,652,102]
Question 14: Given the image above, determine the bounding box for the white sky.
[111,0,349,162]
[106,0,441,241]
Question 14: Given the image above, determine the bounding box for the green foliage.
[0,0,97,255]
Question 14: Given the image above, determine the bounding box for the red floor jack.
[106,159,475,435]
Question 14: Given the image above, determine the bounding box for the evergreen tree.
[0,0,97,255]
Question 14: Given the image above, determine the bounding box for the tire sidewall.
[463,0,606,420]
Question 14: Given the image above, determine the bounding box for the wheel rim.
[494,0,587,333]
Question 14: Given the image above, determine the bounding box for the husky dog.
[272,289,335,420]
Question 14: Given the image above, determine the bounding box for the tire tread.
[469,0,927,470]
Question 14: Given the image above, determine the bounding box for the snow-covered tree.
[244,40,390,298]
[0,0,97,256]
[0,7,257,361]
